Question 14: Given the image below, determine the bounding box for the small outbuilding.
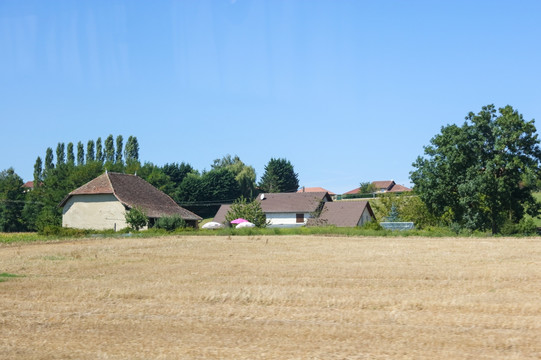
[307,201,375,227]
[60,172,201,230]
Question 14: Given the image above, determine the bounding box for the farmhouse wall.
[266,212,312,227]
[62,194,128,230]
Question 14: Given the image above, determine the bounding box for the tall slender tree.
[115,135,123,164]
[56,143,65,165]
[66,142,75,165]
[86,140,95,163]
[33,157,43,184]
[96,137,103,163]
[44,148,54,172]
[124,136,139,162]
[105,135,115,163]
[77,142,85,166]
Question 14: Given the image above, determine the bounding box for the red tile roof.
[297,187,336,196]
[387,184,412,192]
[343,187,360,195]
[372,180,395,190]
[60,172,201,220]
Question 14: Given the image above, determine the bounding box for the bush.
[38,225,90,237]
[125,207,148,231]
[501,217,538,236]
[361,220,383,231]
[154,215,187,231]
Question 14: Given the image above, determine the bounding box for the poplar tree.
[66,142,75,165]
[105,135,115,163]
[44,148,54,172]
[96,137,103,163]
[86,140,95,163]
[77,142,85,166]
[116,135,123,164]
[56,143,65,165]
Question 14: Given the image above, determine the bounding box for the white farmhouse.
[60,172,201,230]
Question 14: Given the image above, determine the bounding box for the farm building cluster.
[59,172,411,230]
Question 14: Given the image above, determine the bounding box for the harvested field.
[1,235,540,359]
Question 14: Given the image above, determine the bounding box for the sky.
[1,0,540,194]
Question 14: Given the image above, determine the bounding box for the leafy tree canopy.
[0,168,25,232]
[410,104,541,234]
[212,154,256,199]
[225,197,268,227]
[258,158,299,193]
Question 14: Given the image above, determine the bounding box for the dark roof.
[297,187,336,196]
[308,201,375,227]
[213,204,232,224]
[256,192,331,213]
[59,172,201,221]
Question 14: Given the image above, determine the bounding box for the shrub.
[154,215,187,231]
[125,207,148,231]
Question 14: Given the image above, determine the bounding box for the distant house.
[22,181,35,193]
[214,192,375,228]
[344,180,412,195]
[60,172,202,230]
[297,186,337,200]
[256,192,332,227]
[307,201,375,227]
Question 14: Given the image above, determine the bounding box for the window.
[296,213,304,223]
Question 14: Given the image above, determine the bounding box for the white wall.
[62,194,128,230]
[266,212,312,227]
[357,208,373,226]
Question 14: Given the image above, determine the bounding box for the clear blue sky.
[1,1,540,194]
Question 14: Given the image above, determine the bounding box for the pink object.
[231,218,248,224]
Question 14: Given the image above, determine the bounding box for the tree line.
[0,137,300,231]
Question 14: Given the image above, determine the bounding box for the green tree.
[359,181,377,194]
[0,168,25,232]
[86,140,95,163]
[96,137,103,163]
[105,135,115,163]
[411,105,541,234]
[125,207,148,231]
[56,143,65,165]
[44,147,54,173]
[225,197,268,227]
[77,142,85,166]
[212,155,256,199]
[116,135,123,164]
[66,142,75,166]
[33,157,43,184]
[124,135,139,163]
[258,158,299,193]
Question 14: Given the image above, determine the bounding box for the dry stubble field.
[1,235,540,359]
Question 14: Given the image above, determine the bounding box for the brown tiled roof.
[343,187,360,195]
[22,181,34,189]
[308,201,375,227]
[256,192,331,213]
[387,184,412,192]
[60,172,201,220]
[297,187,336,196]
[372,180,395,190]
[213,204,232,224]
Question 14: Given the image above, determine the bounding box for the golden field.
[1,235,540,359]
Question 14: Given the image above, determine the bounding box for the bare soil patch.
[1,235,540,359]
